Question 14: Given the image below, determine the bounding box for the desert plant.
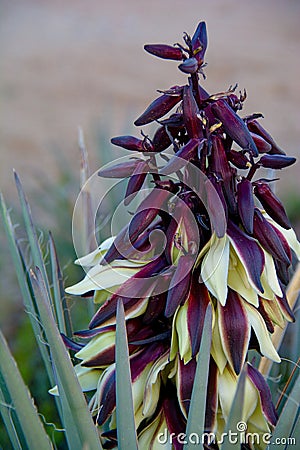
[1,20,300,450]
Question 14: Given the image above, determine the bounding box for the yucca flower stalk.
[54,21,299,449]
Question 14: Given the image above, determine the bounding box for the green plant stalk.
[270,367,300,448]
[0,193,55,387]
[0,379,23,450]
[116,298,138,450]
[49,232,72,337]
[220,369,246,450]
[30,266,102,450]
[14,171,53,311]
[0,330,53,450]
[184,304,212,450]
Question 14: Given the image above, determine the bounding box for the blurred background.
[1,0,300,446]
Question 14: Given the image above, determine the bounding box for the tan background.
[1,0,300,199]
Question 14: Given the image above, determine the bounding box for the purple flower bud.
[250,132,272,153]
[142,291,167,324]
[96,368,116,425]
[268,221,292,261]
[205,358,218,432]
[165,255,195,317]
[227,149,250,169]
[177,358,196,416]
[124,160,149,206]
[187,276,210,357]
[144,44,184,61]
[208,176,228,222]
[257,299,275,333]
[191,21,208,63]
[160,138,202,175]
[111,135,149,151]
[152,126,172,152]
[205,178,227,238]
[98,159,142,178]
[182,85,203,138]
[165,254,194,317]
[246,363,278,426]
[211,99,258,156]
[237,178,254,234]
[227,220,265,293]
[159,113,184,127]
[129,188,171,242]
[274,259,290,285]
[210,135,231,177]
[210,135,236,214]
[259,154,296,169]
[276,288,295,322]
[247,119,286,155]
[134,89,182,126]
[253,182,291,229]
[253,209,291,265]
[219,290,250,374]
[162,383,186,449]
[61,334,84,352]
[178,57,198,74]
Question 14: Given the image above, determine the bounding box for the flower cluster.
[55,22,300,449]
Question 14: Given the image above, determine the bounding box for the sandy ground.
[1,0,300,201]
[1,0,300,325]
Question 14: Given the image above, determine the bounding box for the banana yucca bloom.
[55,21,299,449]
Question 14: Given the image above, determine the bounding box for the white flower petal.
[65,263,142,295]
[201,233,229,305]
[138,412,170,450]
[264,214,300,260]
[218,366,258,423]
[228,251,258,307]
[49,364,102,396]
[244,303,281,362]
[175,302,192,364]
[75,331,115,363]
[74,236,116,266]
[260,250,282,299]
[211,307,227,374]
[143,352,169,418]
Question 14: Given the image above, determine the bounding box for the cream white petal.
[75,331,115,363]
[74,236,116,266]
[138,412,171,450]
[201,234,229,306]
[227,251,259,307]
[132,363,152,417]
[211,307,227,374]
[73,365,102,392]
[260,250,282,299]
[144,352,169,417]
[247,403,270,435]
[218,366,258,423]
[170,308,179,362]
[175,302,192,364]
[49,364,101,396]
[264,214,300,260]
[65,263,141,295]
[244,303,281,362]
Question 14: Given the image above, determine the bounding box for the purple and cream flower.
[52,21,299,449]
